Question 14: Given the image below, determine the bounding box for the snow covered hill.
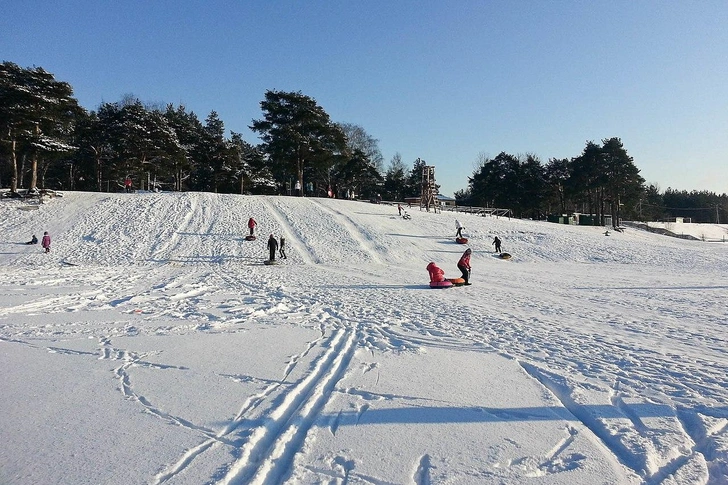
[1,192,727,484]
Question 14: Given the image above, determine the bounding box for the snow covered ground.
[1,191,727,485]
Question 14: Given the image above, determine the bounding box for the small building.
[576,214,600,226]
[547,214,577,225]
[437,195,456,207]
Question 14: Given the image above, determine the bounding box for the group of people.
[26,231,51,253]
[248,217,286,261]
[427,247,472,285]
[425,218,506,286]
[267,234,286,261]
[456,219,503,252]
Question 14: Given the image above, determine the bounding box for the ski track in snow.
[2,192,728,484]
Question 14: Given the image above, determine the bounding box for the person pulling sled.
[267,234,278,262]
[457,248,472,285]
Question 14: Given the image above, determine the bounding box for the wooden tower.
[420,163,440,212]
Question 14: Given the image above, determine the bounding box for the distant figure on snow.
[248,217,257,236]
[426,262,445,283]
[279,236,287,259]
[457,248,472,285]
[41,231,51,253]
[26,235,38,245]
[267,234,278,261]
[455,219,464,238]
[397,204,402,216]
[124,176,132,193]
[492,236,502,254]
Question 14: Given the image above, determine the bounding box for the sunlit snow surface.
[1,192,726,484]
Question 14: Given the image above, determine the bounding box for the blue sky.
[3,1,727,197]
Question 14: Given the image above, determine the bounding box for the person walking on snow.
[492,236,502,254]
[267,234,278,261]
[247,217,257,237]
[455,219,464,238]
[41,231,51,253]
[279,236,287,259]
[397,204,402,216]
[457,248,472,285]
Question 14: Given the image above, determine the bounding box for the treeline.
[458,138,645,225]
[0,62,429,200]
[457,141,728,224]
[642,187,728,223]
[2,61,726,223]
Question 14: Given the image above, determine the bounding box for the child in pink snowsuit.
[426,262,445,282]
[41,231,51,253]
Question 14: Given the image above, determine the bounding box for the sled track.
[261,198,318,265]
[309,199,386,265]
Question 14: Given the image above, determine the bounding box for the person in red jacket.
[457,248,472,285]
[426,262,445,283]
[247,217,257,236]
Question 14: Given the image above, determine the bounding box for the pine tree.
[0,62,80,192]
[250,90,346,195]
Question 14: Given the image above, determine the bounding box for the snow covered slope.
[1,192,727,484]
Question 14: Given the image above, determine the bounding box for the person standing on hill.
[455,219,464,238]
[41,231,51,253]
[247,217,257,237]
[492,236,502,254]
[279,236,287,259]
[457,248,472,285]
[267,234,278,262]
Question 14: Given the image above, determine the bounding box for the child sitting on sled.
[426,262,446,282]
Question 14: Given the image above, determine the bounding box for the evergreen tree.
[567,141,603,217]
[98,99,181,191]
[519,154,547,219]
[0,62,81,192]
[638,183,666,221]
[164,104,204,191]
[468,152,516,208]
[71,110,111,191]
[250,90,346,195]
[600,137,644,225]
[405,157,429,197]
[332,148,383,199]
[544,158,571,214]
[192,111,229,192]
[229,132,275,194]
[383,153,407,200]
